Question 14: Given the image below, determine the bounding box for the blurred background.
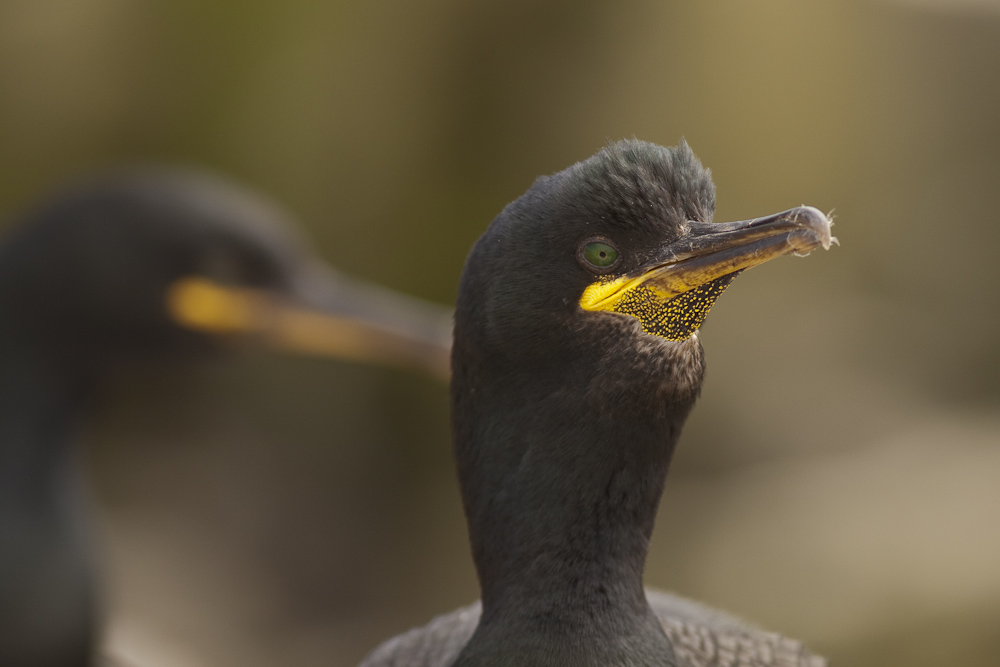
[1,0,998,665]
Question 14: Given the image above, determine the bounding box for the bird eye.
[581,241,620,270]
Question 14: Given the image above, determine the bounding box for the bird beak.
[165,264,452,380]
[579,206,833,340]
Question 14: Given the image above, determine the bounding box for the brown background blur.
[1,1,999,665]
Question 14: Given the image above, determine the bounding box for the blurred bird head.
[0,169,452,380]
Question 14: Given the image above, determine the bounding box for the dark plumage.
[0,169,452,667]
[361,139,832,667]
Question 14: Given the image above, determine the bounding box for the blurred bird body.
[361,140,831,667]
[0,171,452,667]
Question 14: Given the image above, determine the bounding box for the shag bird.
[361,139,832,667]
[0,169,452,667]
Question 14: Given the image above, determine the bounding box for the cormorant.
[0,169,452,667]
[361,140,832,667]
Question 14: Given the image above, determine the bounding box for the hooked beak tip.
[787,206,833,253]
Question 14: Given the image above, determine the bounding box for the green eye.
[582,241,619,269]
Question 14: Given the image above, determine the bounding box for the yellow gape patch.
[580,272,741,341]
[166,277,259,333]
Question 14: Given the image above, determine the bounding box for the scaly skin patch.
[613,273,740,340]
[581,273,740,341]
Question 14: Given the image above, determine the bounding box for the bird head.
[454,139,831,407]
[0,169,452,379]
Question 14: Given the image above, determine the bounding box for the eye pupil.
[582,241,619,269]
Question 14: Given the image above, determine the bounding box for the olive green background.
[1,1,999,665]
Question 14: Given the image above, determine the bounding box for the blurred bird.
[361,140,832,667]
[0,169,452,667]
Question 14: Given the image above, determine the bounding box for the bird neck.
[0,328,99,667]
[0,330,86,512]
[451,333,701,666]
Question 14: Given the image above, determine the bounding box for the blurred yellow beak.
[166,277,451,381]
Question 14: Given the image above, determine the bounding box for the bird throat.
[612,272,740,341]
